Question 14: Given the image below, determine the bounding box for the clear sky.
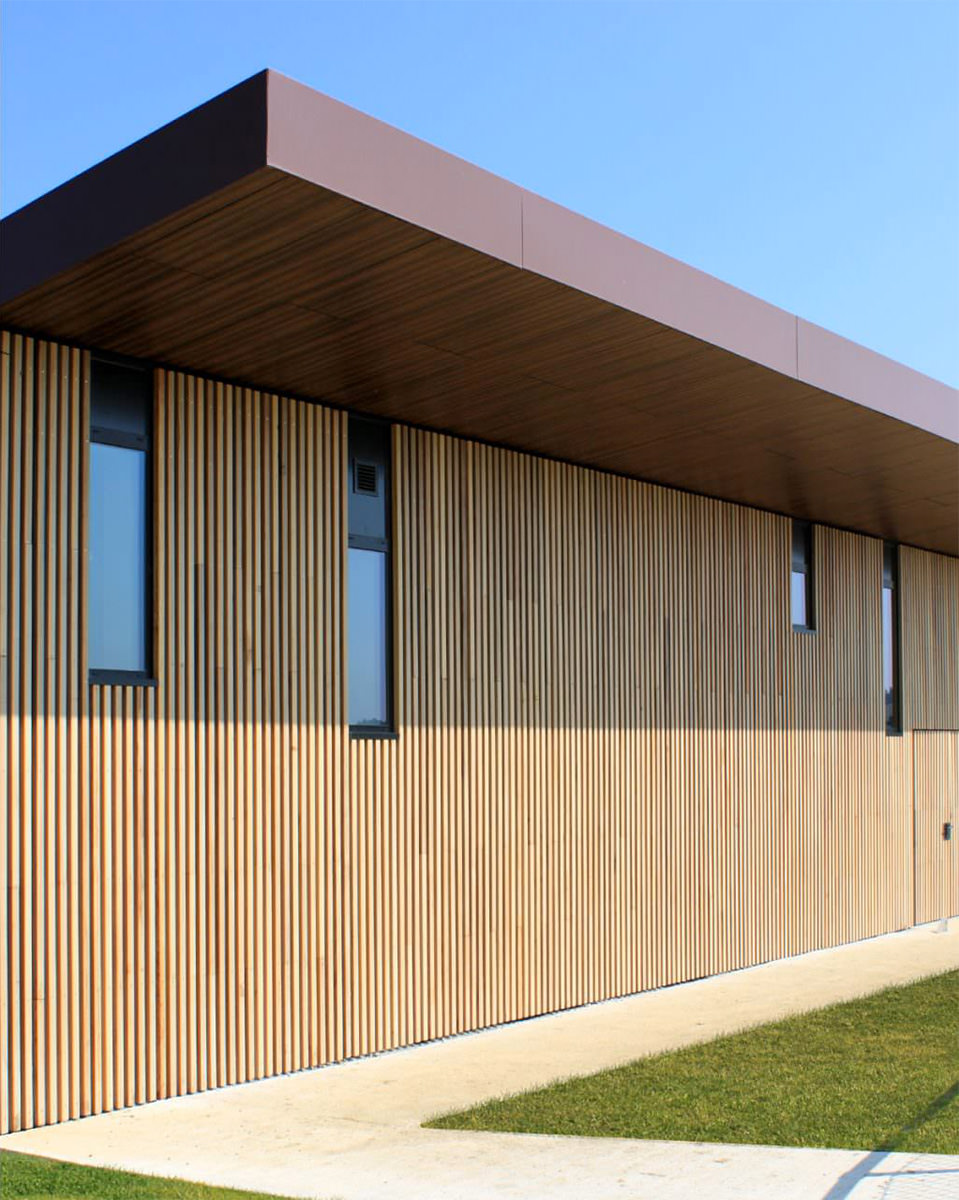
[2,0,957,385]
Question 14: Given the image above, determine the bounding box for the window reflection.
[89,442,148,673]
[348,547,389,727]
[882,586,894,725]
[791,570,807,628]
[790,520,814,630]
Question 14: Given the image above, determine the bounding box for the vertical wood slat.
[1,328,956,1135]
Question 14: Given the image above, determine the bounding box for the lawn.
[427,969,959,1153]
[0,1151,295,1200]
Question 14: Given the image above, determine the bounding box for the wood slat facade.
[1,328,957,1134]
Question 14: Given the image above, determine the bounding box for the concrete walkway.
[3,922,957,1199]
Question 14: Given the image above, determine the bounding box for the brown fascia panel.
[1,68,957,449]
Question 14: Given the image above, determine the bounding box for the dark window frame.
[790,519,816,633]
[882,541,902,736]
[347,417,395,737]
[88,356,156,688]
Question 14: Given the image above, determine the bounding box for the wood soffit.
[1,70,956,555]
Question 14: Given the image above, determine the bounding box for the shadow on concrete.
[822,1081,959,1199]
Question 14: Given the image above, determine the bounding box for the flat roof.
[2,70,956,554]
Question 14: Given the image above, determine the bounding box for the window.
[882,541,901,735]
[348,417,393,733]
[89,358,153,683]
[791,519,815,631]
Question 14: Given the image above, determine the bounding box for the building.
[0,70,956,1135]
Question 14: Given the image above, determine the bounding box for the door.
[914,731,959,924]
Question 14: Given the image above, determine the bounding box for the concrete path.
[3,922,957,1199]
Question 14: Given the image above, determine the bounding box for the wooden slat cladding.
[902,547,959,732]
[1,332,348,1130]
[359,429,919,1040]
[1,328,956,1134]
[1,332,86,1133]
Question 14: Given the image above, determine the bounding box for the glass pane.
[791,570,807,627]
[89,442,148,673]
[883,584,895,722]
[349,547,389,727]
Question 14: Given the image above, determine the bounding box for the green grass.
[427,969,959,1153]
[0,1151,296,1200]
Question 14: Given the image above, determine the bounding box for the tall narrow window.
[89,358,153,683]
[882,541,901,734]
[348,417,393,733]
[791,519,815,631]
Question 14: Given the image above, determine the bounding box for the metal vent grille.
[354,460,378,496]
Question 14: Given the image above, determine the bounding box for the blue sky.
[2,1,957,385]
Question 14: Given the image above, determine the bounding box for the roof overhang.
[2,69,956,554]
